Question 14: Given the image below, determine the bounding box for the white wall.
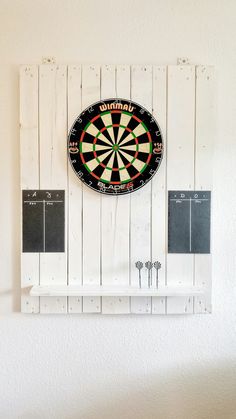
[0,0,236,417]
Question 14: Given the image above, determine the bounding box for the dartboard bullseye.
[68,99,163,195]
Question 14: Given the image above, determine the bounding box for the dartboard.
[68,99,163,195]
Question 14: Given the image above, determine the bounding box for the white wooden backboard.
[20,63,215,314]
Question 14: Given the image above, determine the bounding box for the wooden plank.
[194,254,212,313]
[20,65,40,313]
[100,64,116,314]
[195,66,215,190]
[82,65,101,313]
[130,65,152,314]
[115,65,131,314]
[31,285,204,297]
[194,66,215,314]
[39,64,67,314]
[67,65,83,313]
[101,65,130,314]
[152,66,167,314]
[166,65,195,314]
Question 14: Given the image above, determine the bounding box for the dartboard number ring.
[68,99,163,195]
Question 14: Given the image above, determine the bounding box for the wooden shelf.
[30,285,205,297]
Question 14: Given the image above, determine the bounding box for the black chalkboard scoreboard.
[22,190,65,253]
[168,191,211,254]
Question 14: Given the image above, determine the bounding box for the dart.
[145,261,153,288]
[154,261,161,289]
[135,261,143,288]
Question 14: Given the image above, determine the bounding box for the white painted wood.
[81,65,101,313]
[20,62,214,315]
[20,65,40,313]
[114,65,132,314]
[152,66,167,314]
[166,65,195,314]
[67,65,83,313]
[101,64,130,314]
[100,64,116,314]
[130,65,152,314]
[20,66,39,190]
[195,66,215,190]
[39,65,67,314]
[194,254,212,313]
[31,285,205,297]
[115,65,131,312]
[194,66,215,314]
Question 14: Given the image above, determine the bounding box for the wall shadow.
[72,363,236,419]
